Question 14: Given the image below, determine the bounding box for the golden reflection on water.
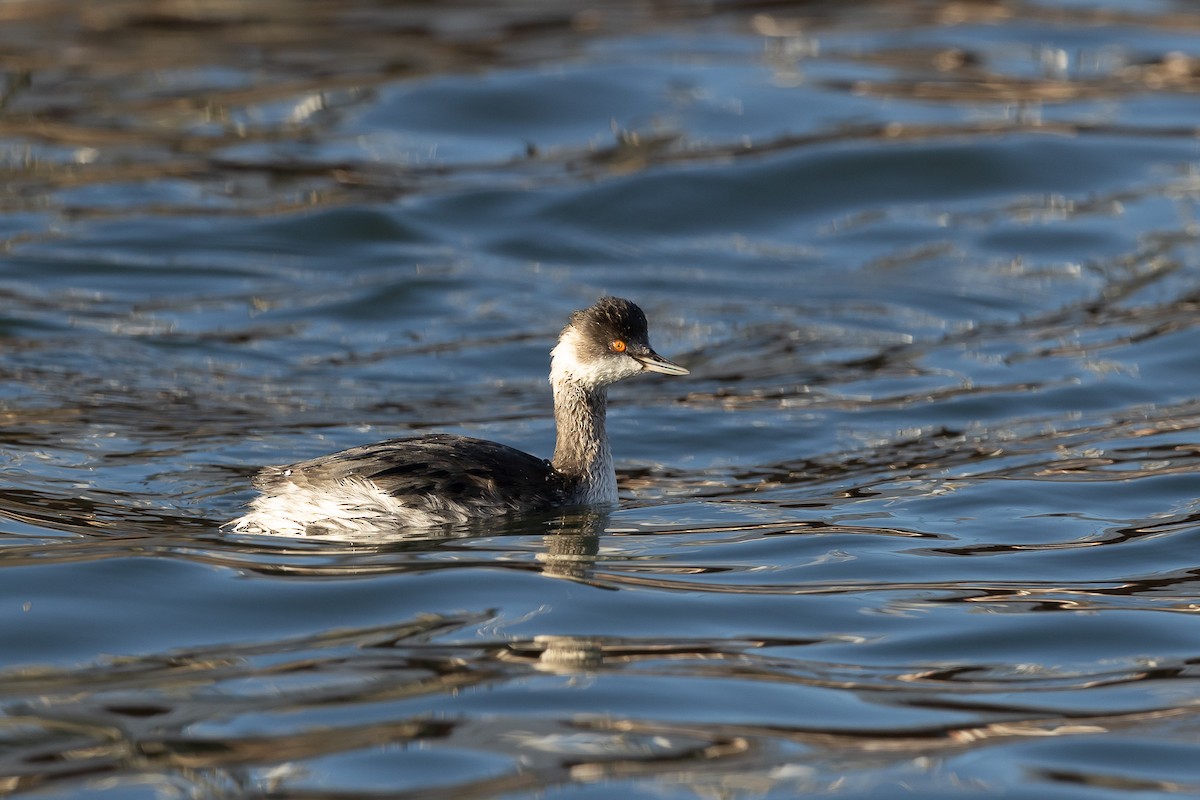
[0,0,1195,223]
[4,605,1198,797]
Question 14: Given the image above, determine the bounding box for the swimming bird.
[229,296,688,535]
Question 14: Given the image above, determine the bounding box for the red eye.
[611,340,627,353]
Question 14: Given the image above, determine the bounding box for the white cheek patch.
[550,328,642,387]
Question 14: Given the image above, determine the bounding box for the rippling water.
[4,1,1200,797]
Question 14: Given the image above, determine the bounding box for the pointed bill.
[633,351,689,376]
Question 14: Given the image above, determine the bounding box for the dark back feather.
[254,434,572,513]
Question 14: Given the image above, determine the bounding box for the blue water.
[3,1,1200,797]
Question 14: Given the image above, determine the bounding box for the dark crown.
[570,296,649,343]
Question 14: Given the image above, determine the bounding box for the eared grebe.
[229,297,688,535]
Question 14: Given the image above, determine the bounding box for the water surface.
[3,1,1200,797]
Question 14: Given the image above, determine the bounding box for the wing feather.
[253,434,569,515]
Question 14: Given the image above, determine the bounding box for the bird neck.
[550,378,616,504]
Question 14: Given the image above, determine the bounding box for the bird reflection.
[211,507,610,585]
[536,509,606,582]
